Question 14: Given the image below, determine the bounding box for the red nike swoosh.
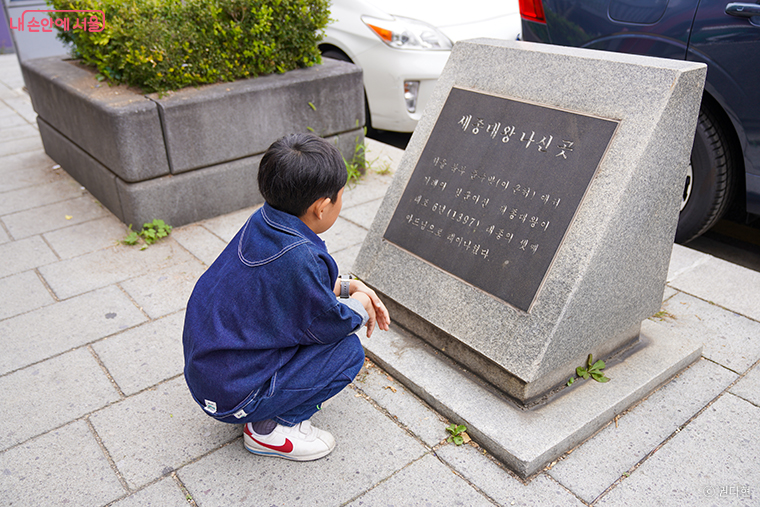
[248,433,294,453]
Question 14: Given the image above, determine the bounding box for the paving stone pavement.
[1,53,758,506]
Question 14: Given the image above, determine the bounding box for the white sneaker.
[243,420,335,461]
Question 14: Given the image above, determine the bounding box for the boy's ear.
[305,196,332,220]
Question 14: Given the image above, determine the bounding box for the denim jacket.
[182,203,366,416]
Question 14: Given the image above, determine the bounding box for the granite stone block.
[0,270,55,320]
[354,39,707,403]
[120,262,204,319]
[39,239,194,300]
[0,421,125,506]
[92,311,186,396]
[21,57,170,182]
[0,348,120,451]
[37,117,125,222]
[361,318,700,477]
[89,377,240,490]
[548,358,737,503]
[436,444,586,507]
[178,388,427,507]
[596,395,760,507]
[347,453,494,506]
[115,154,263,228]
[152,58,364,173]
[0,285,148,374]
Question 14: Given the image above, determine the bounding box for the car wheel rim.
[680,163,693,212]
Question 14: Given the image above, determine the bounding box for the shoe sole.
[243,436,334,462]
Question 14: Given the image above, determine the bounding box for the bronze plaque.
[383,87,619,312]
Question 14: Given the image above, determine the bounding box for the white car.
[320,0,521,133]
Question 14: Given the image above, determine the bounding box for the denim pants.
[212,334,365,427]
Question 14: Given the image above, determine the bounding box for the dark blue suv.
[520,0,760,243]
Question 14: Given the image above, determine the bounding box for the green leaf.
[453,435,464,446]
[566,378,574,386]
[591,372,610,383]
[587,354,594,367]
[123,231,139,245]
[308,101,316,111]
[592,360,605,371]
[576,366,587,378]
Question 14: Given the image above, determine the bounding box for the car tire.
[675,104,735,244]
[320,48,375,134]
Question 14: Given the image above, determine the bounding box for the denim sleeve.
[304,298,367,345]
[338,297,369,334]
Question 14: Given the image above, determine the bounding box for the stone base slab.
[360,319,701,478]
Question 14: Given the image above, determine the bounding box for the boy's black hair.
[258,133,347,217]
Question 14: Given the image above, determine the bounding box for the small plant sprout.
[122,219,173,249]
[446,423,468,446]
[575,353,610,383]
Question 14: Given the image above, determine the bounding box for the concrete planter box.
[21,56,365,227]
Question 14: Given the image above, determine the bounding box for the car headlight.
[361,15,453,50]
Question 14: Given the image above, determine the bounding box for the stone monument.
[353,39,705,475]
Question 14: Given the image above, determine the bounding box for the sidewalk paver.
[0,347,119,451]
[436,444,585,507]
[91,311,186,395]
[0,420,126,506]
[0,285,147,375]
[547,358,737,503]
[0,269,55,320]
[89,377,240,490]
[178,388,428,507]
[596,394,760,507]
[346,453,495,506]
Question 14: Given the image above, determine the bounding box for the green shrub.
[48,0,330,93]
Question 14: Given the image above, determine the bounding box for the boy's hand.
[349,279,390,333]
[350,292,378,338]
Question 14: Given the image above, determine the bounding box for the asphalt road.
[687,217,760,273]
